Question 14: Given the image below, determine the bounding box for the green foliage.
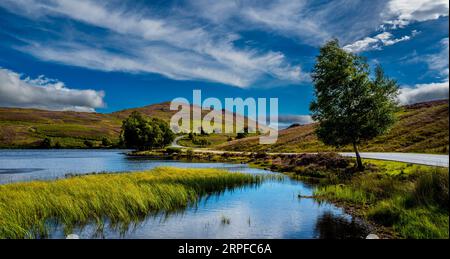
[166,147,182,154]
[186,149,194,160]
[310,39,399,169]
[40,137,52,148]
[0,167,261,238]
[192,137,211,146]
[101,137,112,147]
[121,111,175,150]
[368,197,449,239]
[314,162,449,239]
[410,169,449,209]
[83,140,94,148]
[54,141,62,149]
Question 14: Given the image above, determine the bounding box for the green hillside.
[0,101,264,148]
[218,100,449,154]
[1,100,448,151]
[0,103,180,148]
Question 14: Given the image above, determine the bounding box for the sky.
[0,0,448,126]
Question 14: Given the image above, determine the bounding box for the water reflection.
[1,149,370,239]
[314,212,370,239]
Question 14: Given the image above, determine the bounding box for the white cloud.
[426,38,449,78]
[398,81,449,105]
[187,0,387,46]
[343,31,417,53]
[397,37,449,105]
[0,67,105,112]
[0,0,306,88]
[383,0,449,28]
[342,0,447,53]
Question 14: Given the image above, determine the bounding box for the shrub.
[166,147,181,155]
[121,111,174,150]
[101,137,112,147]
[84,140,94,148]
[54,141,62,149]
[186,149,194,160]
[236,132,248,139]
[254,152,268,159]
[411,169,449,209]
[294,153,350,169]
[192,138,211,147]
[40,138,52,149]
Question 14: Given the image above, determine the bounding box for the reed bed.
[0,167,261,239]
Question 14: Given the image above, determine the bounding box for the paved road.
[339,152,449,167]
[171,135,186,148]
[171,136,449,167]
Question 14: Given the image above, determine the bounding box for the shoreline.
[127,150,397,238]
[127,149,449,239]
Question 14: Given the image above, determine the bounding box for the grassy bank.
[313,161,449,239]
[0,167,261,239]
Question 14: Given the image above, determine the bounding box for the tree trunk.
[353,142,364,171]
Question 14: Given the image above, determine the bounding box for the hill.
[0,102,266,148]
[217,100,449,154]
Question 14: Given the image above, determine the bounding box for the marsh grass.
[220,215,231,225]
[314,164,449,239]
[0,167,261,239]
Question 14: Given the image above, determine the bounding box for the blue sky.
[0,0,448,125]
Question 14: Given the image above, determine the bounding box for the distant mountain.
[0,102,267,148]
[218,100,449,154]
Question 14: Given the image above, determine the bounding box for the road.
[171,136,449,167]
[339,152,448,167]
[171,135,186,148]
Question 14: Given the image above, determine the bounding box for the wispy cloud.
[343,30,418,53]
[0,67,105,112]
[187,0,388,46]
[0,0,447,92]
[0,0,307,88]
[343,0,447,53]
[398,37,449,105]
[425,38,449,78]
[382,0,449,29]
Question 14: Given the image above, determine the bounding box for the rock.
[366,234,379,239]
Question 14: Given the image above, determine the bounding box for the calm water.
[0,149,370,239]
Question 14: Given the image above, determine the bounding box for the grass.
[178,133,235,148]
[0,101,266,148]
[314,161,449,239]
[0,167,261,239]
[0,108,122,148]
[220,215,231,225]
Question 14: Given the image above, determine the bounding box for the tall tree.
[121,111,175,150]
[310,40,399,171]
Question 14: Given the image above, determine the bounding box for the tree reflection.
[315,211,370,239]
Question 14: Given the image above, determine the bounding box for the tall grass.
[0,167,261,239]
[314,165,449,239]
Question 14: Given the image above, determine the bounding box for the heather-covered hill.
[218,100,449,154]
